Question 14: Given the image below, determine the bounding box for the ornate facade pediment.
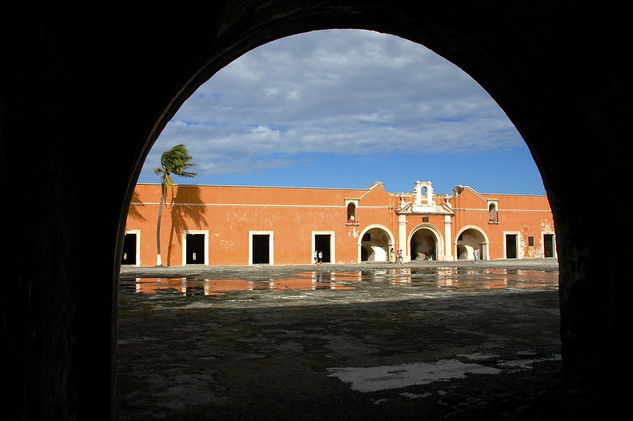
[397,181,454,215]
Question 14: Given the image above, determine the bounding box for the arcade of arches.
[2,2,629,418]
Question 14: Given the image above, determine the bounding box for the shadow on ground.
[116,260,604,420]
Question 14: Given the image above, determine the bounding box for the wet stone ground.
[116,260,600,420]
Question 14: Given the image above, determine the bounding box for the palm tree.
[153,144,196,266]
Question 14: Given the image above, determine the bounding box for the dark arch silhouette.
[1,2,628,419]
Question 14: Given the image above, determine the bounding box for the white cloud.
[141,29,523,182]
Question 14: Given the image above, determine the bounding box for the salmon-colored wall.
[451,187,555,259]
[125,182,554,266]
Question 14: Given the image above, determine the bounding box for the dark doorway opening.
[544,234,555,258]
[252,234,270,264]
[186,234,205,264]
[121,233,136,265]
[506,234,518,259]
[361,246,369,262]
[410,229,436,260]
[315,234,331,263]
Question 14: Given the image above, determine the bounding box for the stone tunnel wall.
[1,2,629,418]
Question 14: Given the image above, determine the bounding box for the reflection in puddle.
[122,268,557,296]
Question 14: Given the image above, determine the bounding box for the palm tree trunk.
[156,183,165,266]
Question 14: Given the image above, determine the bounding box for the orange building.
[123,180,556,266]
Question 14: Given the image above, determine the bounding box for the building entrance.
[506,234,518,259]
[360,228,391,262]
[121,233,137,265]
[544,234,555,258]
[457,228,486,260]
[314,234,331,263]
[185,234,205,264]
[252,234,270,264]
[410,229,437,260]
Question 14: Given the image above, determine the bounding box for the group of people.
[314,248,408,264]
[389,248,404,264]
[312,248,478,264]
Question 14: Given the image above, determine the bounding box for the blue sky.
[138,29,545,196]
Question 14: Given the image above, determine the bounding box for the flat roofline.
[455,184,547,198]
[135,182,547,197]
[135,182,370,192]
[479,192,548,197]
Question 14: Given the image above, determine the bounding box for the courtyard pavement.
[116,258,607,420]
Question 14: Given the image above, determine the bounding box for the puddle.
[327,359,502,392]
[119,268,558,298]
[327,353,561,393]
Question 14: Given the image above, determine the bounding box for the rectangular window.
[528,236,534,246]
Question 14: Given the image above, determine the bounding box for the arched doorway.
[409,225,443,261]
[359,226,395,262]
[456,226,489,260]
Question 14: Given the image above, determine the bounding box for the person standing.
[473,248,479,263]
[397,249,403,264]
[389,248,395,263]
[314,250,318,264]
[318,250,323,264]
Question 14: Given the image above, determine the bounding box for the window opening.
[347,203,356,222]
[489,203,498,223]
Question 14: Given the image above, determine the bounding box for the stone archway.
[358,225,395,263]
[408,224,444,261]
[3,3,628,418]
[456,226,489,260]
